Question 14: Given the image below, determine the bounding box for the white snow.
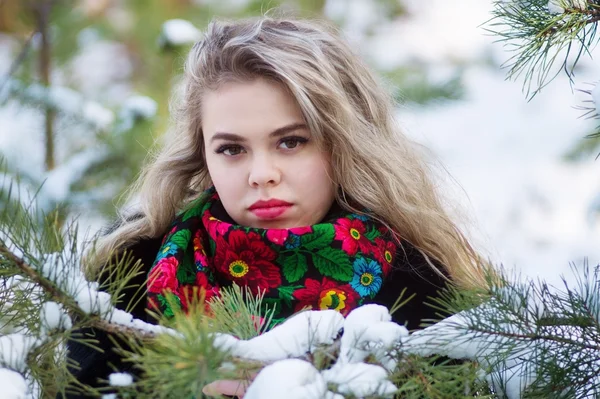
[40,301,72,334]
[115,95,158,133]
[244,359,328,399]
[82,101,115,131]
[0,334,41,373]
[160,19,202,46]
[0,368,27,399]
[121,95,157,120]
[68,39,133,100]
[1,79,115,131]
[322,362,397,398]
[76,290,112,315]
[40,147,109,207]
[214,310,344,362]
[591,83,600,117]
[36,252,178,338]
[338,304,408,371]
[232,307,399,398]
[108,372,133,387]
[106,308,134,326]
[547,0,565,14]
[37,252,112,316]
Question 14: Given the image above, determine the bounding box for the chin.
[246,218,292,229]
[256,221,290,229]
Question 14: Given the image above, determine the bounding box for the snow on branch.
[1,78,114,131]
[114,95,157,134]
[38,147,109,208]
[159,19,202,48]
[213,305,402,398]
[0,243,175,340]
[0,368,28,399]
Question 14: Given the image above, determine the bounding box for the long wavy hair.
[90,16,489,289]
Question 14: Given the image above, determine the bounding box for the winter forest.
[1,0,600,398]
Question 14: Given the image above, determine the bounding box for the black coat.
[64,234,449,398]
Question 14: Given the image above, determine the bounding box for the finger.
[202,379,249,397]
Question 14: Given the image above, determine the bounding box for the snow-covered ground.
[1,0,599,286]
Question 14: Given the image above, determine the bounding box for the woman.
[68,15,488,398]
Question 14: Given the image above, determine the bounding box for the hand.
[202,378,251,398]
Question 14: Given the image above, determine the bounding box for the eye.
[215,145,245,156]
[279,136,308,150]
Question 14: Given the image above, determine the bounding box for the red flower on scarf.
[176,273,219,312]
[293,277,359,316]
[193,230,208,267]
[196,272,218,301]
[334,218,372,256]
[373,237,396,276]
[205,215,231,241]
[214,230,281,294]
[148,256,179,294]
[266,226,313,245]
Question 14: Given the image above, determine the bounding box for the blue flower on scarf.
[285,234,301,249]
[351,257,383,298]
[156,244,179,260]
[352,214,369,222]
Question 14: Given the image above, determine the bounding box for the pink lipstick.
[249,199,293,219]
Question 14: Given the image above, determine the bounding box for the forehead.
[201,78,306,138]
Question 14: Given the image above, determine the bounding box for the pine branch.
[405,263,600,397]
[0,241,160,341]
[487,0,600,98]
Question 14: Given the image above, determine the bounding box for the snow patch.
[214,310,344,362]
[160,19,202,46]
[0,368,27,399]
[40,301,72,334]
[108,372,133,387]
[235,306,399,398]
[591,83,600,117]
[322,362,397,397]
[115,95,158,133]
[244,359,327,399]
[547,0,564,13]
[0,334,41,373]
[37,252,177,337]
[339,304,408,370]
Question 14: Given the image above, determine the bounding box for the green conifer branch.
[487,0,600,98]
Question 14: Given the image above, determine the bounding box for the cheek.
[293,157,335,196]
[205,155,243,196]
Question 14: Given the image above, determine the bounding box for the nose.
[248,153,281,187]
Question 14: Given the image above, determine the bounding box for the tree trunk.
[33,0,55,171]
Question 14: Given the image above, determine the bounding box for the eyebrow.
[209,122,308,144]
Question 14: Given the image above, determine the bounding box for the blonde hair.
[91,16,489,289]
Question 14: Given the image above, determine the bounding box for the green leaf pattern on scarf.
[282,252,308,283]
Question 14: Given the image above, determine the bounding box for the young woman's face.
[202,78,336,229]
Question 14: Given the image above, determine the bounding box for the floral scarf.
[147,188,399,325]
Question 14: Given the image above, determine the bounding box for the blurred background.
[1,0,599,284]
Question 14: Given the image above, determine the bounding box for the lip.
[249,199,293,219]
